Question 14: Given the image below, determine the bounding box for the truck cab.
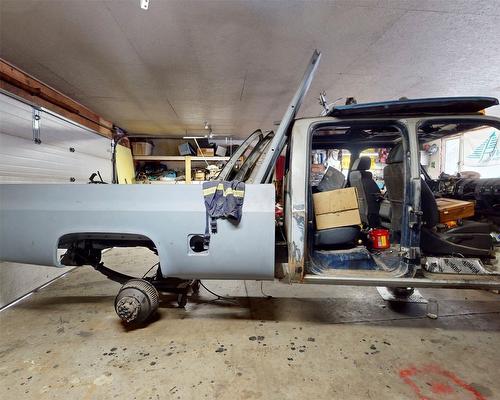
[214,96,500,290]
[284,110,500,288]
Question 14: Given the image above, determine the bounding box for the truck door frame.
[284,117,420,283]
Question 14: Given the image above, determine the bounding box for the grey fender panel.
[0,184,275,280]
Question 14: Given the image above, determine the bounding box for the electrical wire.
[260,281,273,299]
[142,262,159,278]
[199,280,272,302]
[198,281,238,302]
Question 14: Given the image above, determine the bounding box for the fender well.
[57,232,159,267]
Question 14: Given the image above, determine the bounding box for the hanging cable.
[260,281,273,299]
[142,262,159,278]
[198,281,238,302]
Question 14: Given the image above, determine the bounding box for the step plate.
[424,257,490,275]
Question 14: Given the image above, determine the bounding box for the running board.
[302,274,500,290]
[424,257,493,275]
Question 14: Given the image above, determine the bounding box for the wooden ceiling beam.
[0,59,114,138]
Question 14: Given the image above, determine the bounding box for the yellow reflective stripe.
[203,186,217,195]
[222,188,245,197]
[203,185,244,197]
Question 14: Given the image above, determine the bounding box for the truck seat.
[314,226,360,248]
[420,176,492,256]
[349,156,382,227]
[379,199,392,229]
[384,143,493,257]
[383,144,405,233]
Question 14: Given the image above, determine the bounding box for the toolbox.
[435,198,475,223]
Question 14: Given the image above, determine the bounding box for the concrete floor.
[0,248,499,400]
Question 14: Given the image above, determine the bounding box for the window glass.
[443,137,460,175]
[419,120,500,179]
[462,126,500,178]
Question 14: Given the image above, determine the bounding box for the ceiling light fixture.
[140,0,150,10]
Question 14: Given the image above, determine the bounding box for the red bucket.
[369,228,390,250]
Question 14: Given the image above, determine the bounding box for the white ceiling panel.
[1,0,499,137]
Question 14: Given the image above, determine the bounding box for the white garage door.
[0,91,112,309]
[0,92,112,183]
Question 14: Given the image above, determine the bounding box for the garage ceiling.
[1,0,499,138]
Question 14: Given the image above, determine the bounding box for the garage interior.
[1,1,500,399]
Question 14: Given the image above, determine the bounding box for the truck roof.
[326,96,499,118]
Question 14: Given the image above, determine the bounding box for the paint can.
[368,228,390,250]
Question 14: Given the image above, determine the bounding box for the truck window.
[311,147,389,191]
[419,120,500,180]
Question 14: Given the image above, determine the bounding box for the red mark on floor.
[398,364,487,400]
[431,382,454,395]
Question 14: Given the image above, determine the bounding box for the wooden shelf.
[133,155,230,162]
[133,155,230,184]
[147,180,205,185]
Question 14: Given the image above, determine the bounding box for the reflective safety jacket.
[202,181,245,247]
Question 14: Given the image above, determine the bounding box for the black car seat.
[349,156,382,227]
[419,178,492,257]
[313,226,360,247]
[311,166,359,248]
[316,166,345,192]
[384,144,492,257]
[383,143,405,233]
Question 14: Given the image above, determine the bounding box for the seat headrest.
[387,143,404,164]
[351,156,371,171]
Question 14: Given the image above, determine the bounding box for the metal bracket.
[408,206,423,229]
[400,246,420,260]
[32,108,41,144]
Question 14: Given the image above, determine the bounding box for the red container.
[369,228,390,250]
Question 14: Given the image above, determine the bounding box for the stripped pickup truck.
[1,50,500,324]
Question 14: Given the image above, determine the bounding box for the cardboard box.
[197,148,215,157]
[315,209,361,230]
[313,187,361,230]
[131,141,154,156]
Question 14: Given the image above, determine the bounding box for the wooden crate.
[435,198,475,223]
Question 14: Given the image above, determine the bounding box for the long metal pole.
[253,50,322,183]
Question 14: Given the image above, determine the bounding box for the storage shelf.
[133,155,230,184]
[133,155,230,162]
[146,180,205,185]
